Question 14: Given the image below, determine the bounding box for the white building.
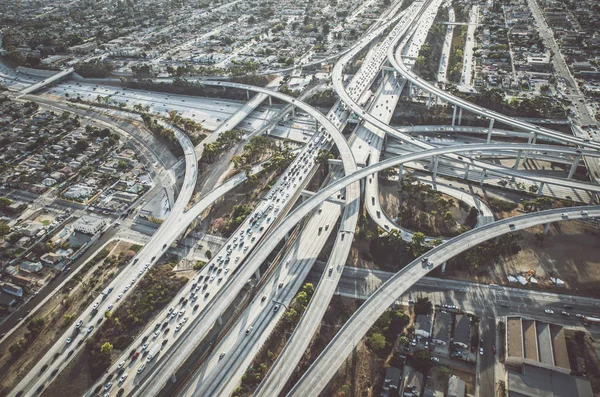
[73,215,106,235]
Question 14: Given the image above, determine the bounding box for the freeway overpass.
[17,67,74,96]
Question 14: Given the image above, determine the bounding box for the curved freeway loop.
[288,205,600,396]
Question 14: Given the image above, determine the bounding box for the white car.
[544,309,554,314]
[479,348,484,355]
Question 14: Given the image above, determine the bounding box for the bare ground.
[379,181,471,236]
[445,220,600,297]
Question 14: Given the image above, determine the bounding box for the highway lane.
[288,205,600,397]
[120,78,358,396]
[460,5,479,88]
[9,114,198,397]
[156,142,598,397]
[437,4,454,83]
[179,200,343,397]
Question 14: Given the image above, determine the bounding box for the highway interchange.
[3,0,600,396]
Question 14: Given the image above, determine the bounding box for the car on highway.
[479,347,484,355]
[492,345,496,354]
[431,357,440,362]
[245,326,253,335]
[66,337,72,344]
[544,309,554,314]
[137,365,146,374]
[87,326,94,334]
[117,361,125,369]
[76,320,83,329]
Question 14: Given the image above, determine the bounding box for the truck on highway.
[583,316,600,326]
[146,344,160,363]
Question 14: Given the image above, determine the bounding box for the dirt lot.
[379,180,471,237]
[441,220,600,296]
[0,241,134,395]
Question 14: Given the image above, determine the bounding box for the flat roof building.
[448,375,465,397]
[73,215,106,235]
[414,313,433,338]
[453,314,471,349]
[432,311,451,345]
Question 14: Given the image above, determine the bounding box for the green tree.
[284,308,299,323]
[413,297,433,315]
[368,333,387,352]
[100,342,113,355]
[0,222,10,236]
[74,139,89,152]
[409,349,432,373]
[0,197,13,209]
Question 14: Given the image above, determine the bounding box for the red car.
[132,351,140,361]
[492,346,496,354]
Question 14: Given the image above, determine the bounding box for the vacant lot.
[445,220,600,297]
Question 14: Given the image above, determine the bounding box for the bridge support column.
[567,155,581,179]
[381,69,386,79]
[399,164,404,182]
[255,268,261,280]
[543,223,551,235]
[315,120,319,133]
[521,147,529,166]
[427,93,432,109]
[432,156,439,184]
[537,182,545,197]
[268,96,272,106]
[487,119,495,143]
[458,108,463,125]
[532,132,537,145]
[223,86,226,92]
[479,169,486,186]
[217,316,223,325]
[171,373,177,383]
[451,105,457,126]
[291,106,296,118]
[464,163,470,180]
[514,150,523,169]
[408,81,413,98]
[588,192,596,205]
[441,261,447,273]
[246,90,250,100]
